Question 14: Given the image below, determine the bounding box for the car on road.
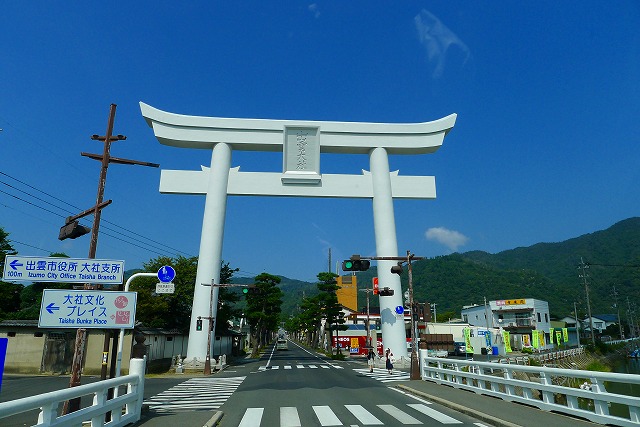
[452,342,466,356]
[276,338,288,350]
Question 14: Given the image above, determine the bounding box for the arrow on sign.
[45,303,60,314]
[9,259,23,270]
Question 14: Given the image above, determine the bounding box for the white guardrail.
[419,350,640,427]
[0,358,146,427]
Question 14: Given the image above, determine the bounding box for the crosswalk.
[353,367,411,382]
[143,376,245,412]
[237,403,464,426]
[258,363,344,371]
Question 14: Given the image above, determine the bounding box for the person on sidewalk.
[385,348,394,374]
[367,348,375,373]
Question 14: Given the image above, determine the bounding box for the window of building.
[537,313,541,322]
[7,332,16,337]
[34,332,43,337]
[167,336,173,342]
[545,313,548,322]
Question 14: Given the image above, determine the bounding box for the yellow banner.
[562,328,569,342]
[502,331,512,353]
[549,328,554,344]
[464,328,474,353]
[532,331,539,348]
[539,330,546,347]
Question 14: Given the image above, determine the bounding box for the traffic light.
[379,287,394,296]
[196,318,203,331]
[342,259,371,271]
[390,262,403,275]
[58,220,91,240]
[242,286,261,295]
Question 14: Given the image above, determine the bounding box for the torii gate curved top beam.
[140,102,456,155]
[140,101,457,363]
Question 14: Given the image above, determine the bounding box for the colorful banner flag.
[464,327,474,354]
[502,330,512,353]
[562,328,569,342]
[539,330,546,347]
[532,332,539,348]
[549,328,554,344]
[556,331,562,346]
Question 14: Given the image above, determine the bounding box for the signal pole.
[63,104,159,415]
[344,252,423,380]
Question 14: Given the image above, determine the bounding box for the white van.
[276,338,288,350]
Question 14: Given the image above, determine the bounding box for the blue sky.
[1,2,639,282]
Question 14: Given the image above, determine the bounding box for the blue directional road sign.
[157,265,176,283]
[395,305,404,315]
[2,255,125,285]
[39,289,137,329]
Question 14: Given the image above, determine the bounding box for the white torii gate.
[140,102,456,363]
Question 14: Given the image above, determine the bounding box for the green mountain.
[412,217,640,319]
[273,217,640,321]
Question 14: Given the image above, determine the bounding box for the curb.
[395,384,521,427]
[204,410,224,426]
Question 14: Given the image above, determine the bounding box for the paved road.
[2,344,598,427]
[185,342,487,427]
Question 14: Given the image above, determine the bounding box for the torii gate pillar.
[140,102,456,363]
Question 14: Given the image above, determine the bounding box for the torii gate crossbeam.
[140,102,456,364]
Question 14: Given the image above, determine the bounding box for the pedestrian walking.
[367,348,375,373]
[385,348,394,374]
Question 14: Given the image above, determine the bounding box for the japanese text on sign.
[3,255,125,284]
[39,290,136,329]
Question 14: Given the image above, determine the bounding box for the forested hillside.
[277,218,640,320]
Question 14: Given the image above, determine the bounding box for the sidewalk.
[396,379,596,427]
[382,359,597,427]
[131,408,221,427]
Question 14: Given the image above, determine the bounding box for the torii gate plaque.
[141,102,456,362]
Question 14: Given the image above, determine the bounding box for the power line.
[0,171,195,258]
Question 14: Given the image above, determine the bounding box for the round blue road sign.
[157,266,176,283]
[395,305,404,315]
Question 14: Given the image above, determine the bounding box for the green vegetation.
[245,273,284,357]
[276,217,640,322]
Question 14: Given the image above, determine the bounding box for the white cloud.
[425,227,469,251]
[414,9,471,78]
[308,4,320,18]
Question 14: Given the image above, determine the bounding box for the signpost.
[157,265,176,283]
[39,289,137,329]
[3,255,125,285]
[155,265,176,294]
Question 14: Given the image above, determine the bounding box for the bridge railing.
[419,351,640,427]
[0,358,146,427]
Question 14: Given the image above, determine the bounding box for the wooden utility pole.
[579,258,595,346]
[63,104,159,415]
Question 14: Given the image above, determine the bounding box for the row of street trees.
[284,272,347,357]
